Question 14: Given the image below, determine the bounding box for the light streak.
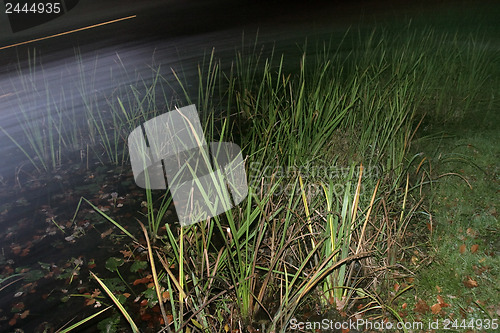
[0,15,136,51]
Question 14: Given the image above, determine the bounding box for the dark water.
[0,0,495,331]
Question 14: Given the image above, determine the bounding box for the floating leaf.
[105,257,124,273]
[120,250,133,258]
[101,228,113,239]
[19,310,29,319]
[130,261,148,272]
[85,298,96,306]
[133,275,151,286]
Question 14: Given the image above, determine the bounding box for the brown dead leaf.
[11,244,21,255]
[19,310,29,319]
[437,295,450,307]
[84,298,96,306]
[394,283,400,292]
[120,250,133,258]
[133,275,152,286]
[466,228,478,237]
[91,289,101,298]
[414,299,430,314]
[459,244,466,254]
[436,285,442,293]
[335,296,347,311]
[470,244,479,253]
[100,228,113,239]
[473,265,489,275]
[431,303,441,314]
[463,276,478,288]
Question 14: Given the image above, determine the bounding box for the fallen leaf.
[459,244,466,254]
[470,244,479,253]
[140,313,152,321]
[431,303,441,314]
[335,296,347,311]
[120,250,133,258]
[100,228,113,239]
[19,310,29,319]
[91,289,101,298]
[466,228,477,237]
[463,276,478,288]
[437,295,450,307]
[85,298,96,306]
[402,303,407,309]
[394,283,400,292]
[414,299,430,314]
[133,276,152,286]
[11,244,21,255]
